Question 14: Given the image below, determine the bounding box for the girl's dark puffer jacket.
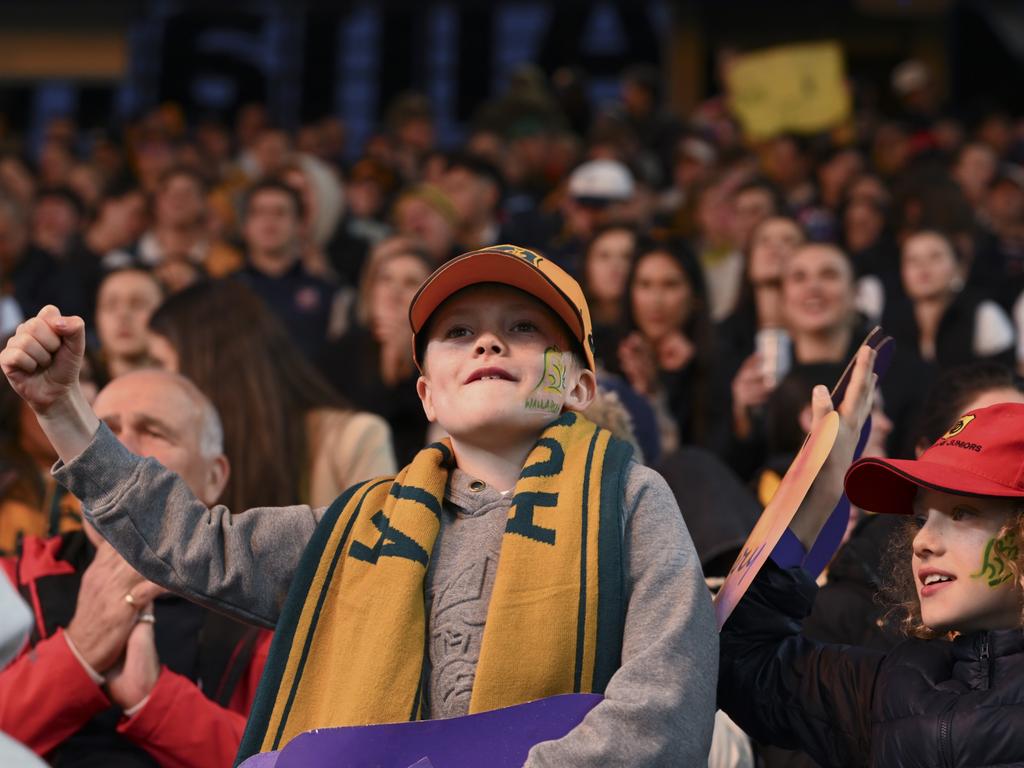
[719,562,1024,767]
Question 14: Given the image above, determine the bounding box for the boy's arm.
[525,464,718,767]
[1,308,323,626]
[0,308,98,466]
[54,423,322,627]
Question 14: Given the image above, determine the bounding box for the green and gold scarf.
[237,411,632,764]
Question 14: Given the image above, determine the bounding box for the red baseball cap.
[845,402,1024,515]
[408,244,596,373]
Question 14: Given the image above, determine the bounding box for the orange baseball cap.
[845,402,1024,515]
[408,244,596,373]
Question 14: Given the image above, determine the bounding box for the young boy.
[1,245,717,766]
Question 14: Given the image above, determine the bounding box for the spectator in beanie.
[392,184,460,265]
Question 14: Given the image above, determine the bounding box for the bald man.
[0,370,271,767]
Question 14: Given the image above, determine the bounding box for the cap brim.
[845,456,1024,515]
[409,250,589,366]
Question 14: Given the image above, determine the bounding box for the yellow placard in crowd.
[727,41,851,140]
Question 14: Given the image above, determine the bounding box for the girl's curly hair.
[879,507,1024,639]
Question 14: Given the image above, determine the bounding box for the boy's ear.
[563,367,597,412]
[416,375,437,423]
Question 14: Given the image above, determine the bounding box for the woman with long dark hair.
[618,239,716,451]
[147,280,395,511]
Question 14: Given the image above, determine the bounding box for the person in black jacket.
[719,393,1024,767]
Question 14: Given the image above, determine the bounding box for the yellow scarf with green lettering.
[237,411,632,763]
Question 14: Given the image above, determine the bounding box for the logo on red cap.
[941,414,976,440]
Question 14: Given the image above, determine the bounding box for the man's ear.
[416,375,437,422]
[202,455,230,507]
[564,367,597,412]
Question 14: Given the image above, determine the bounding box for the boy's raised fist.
[0,305,86,414]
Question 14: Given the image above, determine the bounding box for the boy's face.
[416,284,591,446]
[912,488,1022,633]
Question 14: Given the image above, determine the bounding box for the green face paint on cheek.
[536,346,566,394]
[524,346,566,414]
[970,533,1019,588]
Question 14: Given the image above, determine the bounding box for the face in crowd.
[96,270,163,363]
[243,187,302,257]
[154,171,206,230]
[747,217,804,286]
[584,227,636,306]
[369,252,432,343]
[630,249,695,343]
[441,166,498,230]
[900,231,962,303]
[93,369,228,507]
[781,244,855,336]
[393,195,455,262]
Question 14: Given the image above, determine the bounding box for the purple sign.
[238,693,602,768]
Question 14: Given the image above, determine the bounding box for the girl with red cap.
[719,378,1024,766]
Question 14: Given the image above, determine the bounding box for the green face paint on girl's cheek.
[970,533,1019,588]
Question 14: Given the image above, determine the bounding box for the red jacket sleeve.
[117,630,272,768]
[117,667,247,768]
[0,629,110,756]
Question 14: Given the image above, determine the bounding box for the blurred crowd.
[6,61,1024,475]
[1,52,1024,767]
[3,57,1024,527]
